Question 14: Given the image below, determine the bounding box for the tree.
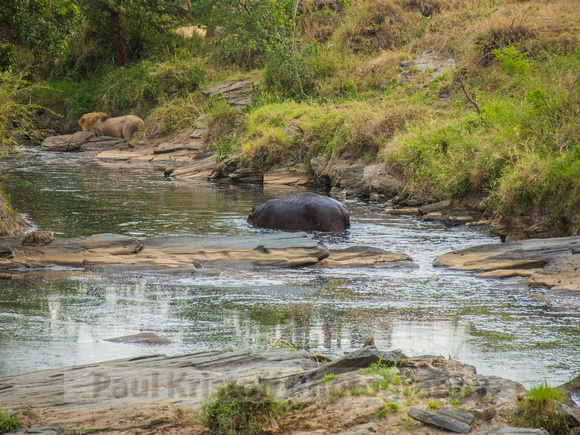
[76,0,194,67]
[192,0,295,68]
[0,0,81,67]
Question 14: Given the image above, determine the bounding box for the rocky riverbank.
[0,231,414,275]
[1,346,577,434]
[434,236,580,293]
[39,76,558,244]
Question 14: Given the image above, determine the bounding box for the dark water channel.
[1,148,579,388]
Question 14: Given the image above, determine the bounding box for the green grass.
[377,402,400,419]
[199,381,287,435]
[0,408,20,433]
[426,400,442,410]
[321,373,337,383]
[35,56,207,121]
[511,381,569,435]
[350,388,376,397]
[326,388,347,403]
[360,361,402,392]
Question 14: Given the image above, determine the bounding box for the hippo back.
[247,192,350,232]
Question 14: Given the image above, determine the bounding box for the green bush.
[200,381,286,435]
[0,71,48,152]
[511,381,569,435]
[0,408,20,433]
[38,57,207,120]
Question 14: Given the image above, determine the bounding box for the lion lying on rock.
[79,112,144,141]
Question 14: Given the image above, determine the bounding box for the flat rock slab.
[408,407,471,433]
[0,348,530,434]
[42,133,124,152]
[0,349,316,412]
[296,347,401,383]
[0,232,412,273]
[434,236,580,291]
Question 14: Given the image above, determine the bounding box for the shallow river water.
[1,148,579,388]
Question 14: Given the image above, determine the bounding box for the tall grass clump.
[511,381,569,435]
[204,98,243,145]
[0,71,49,151]
[0,408,20,433]
[199,381,286,435]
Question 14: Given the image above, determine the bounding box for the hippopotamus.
[247,192,350,232]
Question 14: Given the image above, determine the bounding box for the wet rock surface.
[0,232,413,273]
[104,332,171,345]
[434,235,580,291]
[0,347,548,434]
[42,132,123,152]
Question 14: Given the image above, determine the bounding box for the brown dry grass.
[334,0,427,53]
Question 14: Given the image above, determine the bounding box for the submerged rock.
[104,332,171,345]
[0,231,413,273]
[42,132,123,152]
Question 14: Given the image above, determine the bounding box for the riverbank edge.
[1,346,577,434]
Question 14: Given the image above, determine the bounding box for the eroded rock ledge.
[434,236,580,292]
[1,347,569,434]
[0,232,413,273]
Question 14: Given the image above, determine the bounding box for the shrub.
[511,381,569,435]
[0,408,20,433]
[0,71,48,152]
[377,402,400,419]
[204,98,242,145]
[200,381,286,435]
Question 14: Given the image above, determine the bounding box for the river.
[1,147,579,388]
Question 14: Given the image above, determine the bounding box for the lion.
[78,112,144,141]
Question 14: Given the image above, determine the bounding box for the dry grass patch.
[334,0,428,53]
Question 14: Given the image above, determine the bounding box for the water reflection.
[0,148,579,389]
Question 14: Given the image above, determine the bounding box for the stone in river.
[104,332,171,345]
[22,231,54,246]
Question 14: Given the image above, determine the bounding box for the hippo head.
[247,206,256,225]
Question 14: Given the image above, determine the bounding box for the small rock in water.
[22,231,54,246]
[104,332,171,345]
[432,273,439,281]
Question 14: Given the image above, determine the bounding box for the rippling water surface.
[1,148,579,388]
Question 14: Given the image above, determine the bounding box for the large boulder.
[247,192,350,232]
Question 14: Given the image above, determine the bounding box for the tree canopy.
[0,0,81,68]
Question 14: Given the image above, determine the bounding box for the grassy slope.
[37,0,580,238]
